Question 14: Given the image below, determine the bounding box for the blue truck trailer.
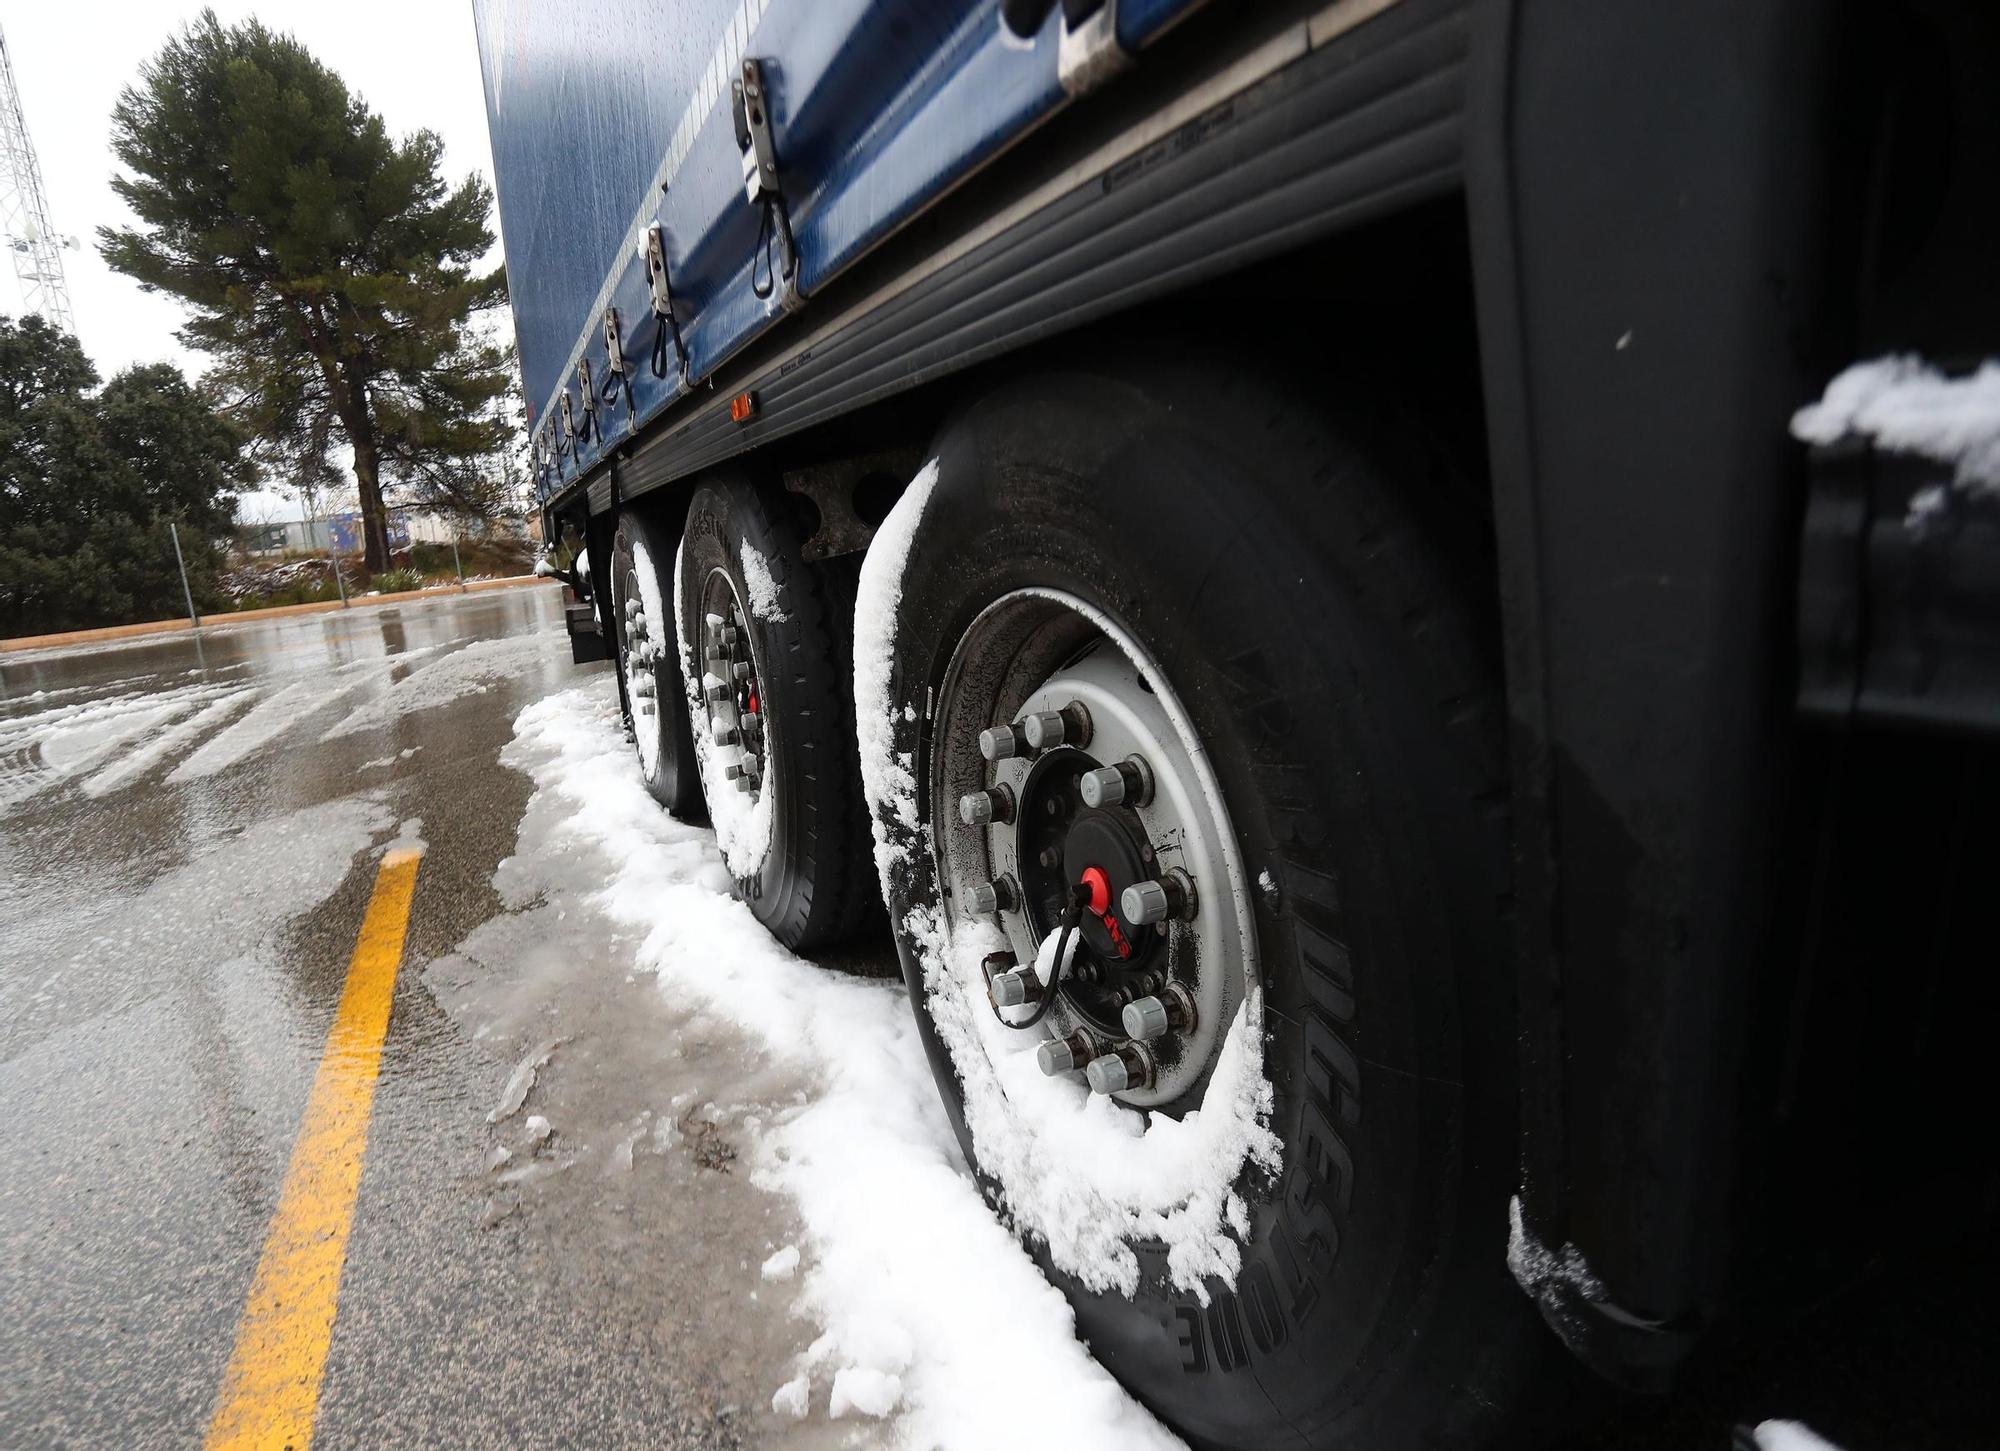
[476,2,2000,1444]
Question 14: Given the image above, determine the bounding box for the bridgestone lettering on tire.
[870,361,1547,1450]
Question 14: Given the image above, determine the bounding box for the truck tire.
[609,510,702,818]
[676,478,877,952]
[862,365,1547,1449]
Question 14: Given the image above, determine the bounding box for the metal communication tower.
[0,25,76,334]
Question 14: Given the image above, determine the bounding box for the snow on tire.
[856,362,1547,1450]
[609,510,701,818]
[675,477,876,952]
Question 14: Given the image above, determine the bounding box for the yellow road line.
[205,846,424,1451]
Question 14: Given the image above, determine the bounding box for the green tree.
[0,315,248,636]
[99,10,512,571]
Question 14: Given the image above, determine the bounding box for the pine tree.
[99,10,513,571]
[0,315,249,635]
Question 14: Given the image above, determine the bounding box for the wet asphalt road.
[0,589,854,1450]
[0,587,1987,1450]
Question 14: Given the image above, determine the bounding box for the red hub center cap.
[1079,865,1112,917]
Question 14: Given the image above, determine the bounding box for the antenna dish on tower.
[0,25,76,334]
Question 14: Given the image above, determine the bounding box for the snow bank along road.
[0,584,1167,1451]
[0,586,1952,1449]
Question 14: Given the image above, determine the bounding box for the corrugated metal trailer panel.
[473,0,1209,502]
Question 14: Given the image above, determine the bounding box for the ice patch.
[320,634,561,740]
[0,681,248,807]
[169,682,320,780]
[168,651,434,782]
[385,817,427,856]
[1792,355,2000,490]
[0,793,393,1035]
[489,1038,565,1123]
[760,1244,800,1282]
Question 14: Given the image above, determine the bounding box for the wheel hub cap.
[932,591,1257,1109]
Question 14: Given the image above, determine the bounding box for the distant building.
[242,508,529,556]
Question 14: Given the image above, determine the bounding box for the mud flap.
[564,595,612,664]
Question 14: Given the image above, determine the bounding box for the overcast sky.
[4,2,502,521]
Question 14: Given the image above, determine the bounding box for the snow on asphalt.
[0,634,561,810]
[320,634,546,739]
[502,683,1183,1451]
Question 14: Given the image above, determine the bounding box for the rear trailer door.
[472,0,1206,508]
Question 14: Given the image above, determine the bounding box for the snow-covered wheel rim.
[930,588,1259,1110]
[692,569,767,805]
[616,566,665,778]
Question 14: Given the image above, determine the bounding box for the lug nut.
[1084,1042,1154,1095]
[1122,983,1198,1042]
[979,724,1030,761]
[713,725,739,747]
[964,877,1018,915]
[1084,1053,1130,1094]
[988,967,1044,1009]
[1036,1032,1096,1076]
[732,660,753,681]
[703,676,729,705]
[1079,754,1155,809]
[741,710,761,734]
[1121,868,1196,926]
[1022,701,1092,752]
[958,784,1015,826]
